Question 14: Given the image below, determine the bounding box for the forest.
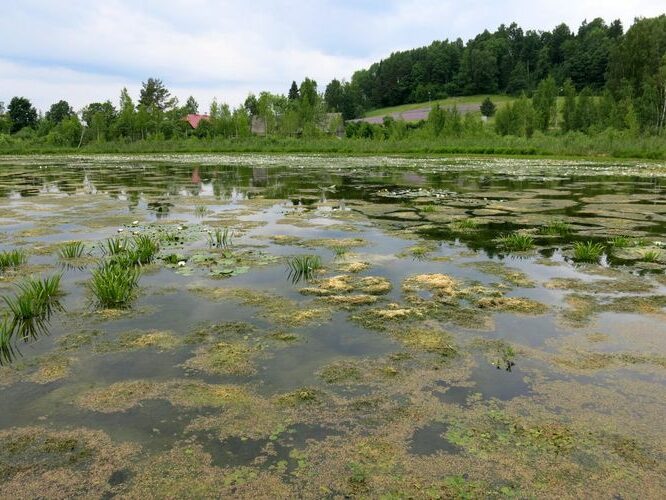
[0,15,665,158]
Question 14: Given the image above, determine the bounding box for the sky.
[1,0,664,113]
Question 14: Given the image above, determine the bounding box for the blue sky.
[1,0,664,112]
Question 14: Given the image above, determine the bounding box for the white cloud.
[0,1,664,112]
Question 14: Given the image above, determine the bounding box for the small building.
[184,114,210,129]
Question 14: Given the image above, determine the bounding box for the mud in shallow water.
[0,154,665,498]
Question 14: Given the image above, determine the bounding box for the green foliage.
[497,233,535,251]
[540,220,571,236]
[8,96,37,133]
[3,275,63,339]
[208,228,232,249]
[641,249,661,262]
[572,241,606,262]
[480,97,496,117]
[608,236,631,248]
[286,255,322,283]
[102,238,128,256]
[89,263,140,309]
[0,249,27,271]
[132,235,160,264]
[59,241,86,259]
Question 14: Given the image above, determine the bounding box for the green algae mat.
[0,154,665,498]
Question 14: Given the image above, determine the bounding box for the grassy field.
[363,95,516,118]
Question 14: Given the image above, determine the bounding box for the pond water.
[0,155,665,498]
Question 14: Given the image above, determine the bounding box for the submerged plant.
[59,241,86,259]
[497,233,534,251]
[573,241,605,262]
[208,228,232,249]
[0,249,27,271]
[286,254,322,283]
[541,220,571,236]
[89,263,140,308]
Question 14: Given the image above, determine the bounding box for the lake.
[1,154,665,498]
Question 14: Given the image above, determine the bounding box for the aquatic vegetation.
[88,262,140,308]
[275,387,325,406]
[3,274,63,339]
[451,218,478,231]
[540,220,571,236]
[194,204,209,217]
[101,237,127,256]
[132,234,160,264]
[641,249,662,262]
[475,296,548,314]
[94,330,179,353]
[572,241,605,262]
[183,341,261,375]
[337,261,370,273]
[58,241,86,259]
[331,245,348,258]
[419,204,436,213]
[497,232,535,251]
[0,427,138,499]
[286,254,322,283]
[608,236,631,248]
[319,360,363,384]
[208,227,232,249]
[0,315,17,365]
[0,249,26,272]
[465,261,535,288]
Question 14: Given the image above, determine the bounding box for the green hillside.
[363,95,515,118]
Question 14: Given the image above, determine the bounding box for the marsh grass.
[331,245,348,259]
[451,219,478,232]
[573,241,605,262]
[497,233,534,251]
[132,235,160,264]
[286,254,322,283]
[102,238,127,256]
[608,236,631,248]
[194,204,209,217]
[419,204,436,213]
[59,241,86,260]
[540,220,571,236]
[3,275,63,340]
[641,249,662,262]
[0,249,27,271]
[0,315,18,365]
[89,263,140,308]
[208,228,232,249]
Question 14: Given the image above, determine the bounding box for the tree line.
[0,15,664,149]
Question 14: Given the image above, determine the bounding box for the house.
[184,114,210,129]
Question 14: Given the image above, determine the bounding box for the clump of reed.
[0,249,27,272]
[497,232,535,251]
[103,235,159,267]
[286,254,322,283]
[572,241,605,262]
[3,274,63,339]
[540,220,571,236]
[641,249,661,262]
[88,262,140,309]
[59,241,86,259]
[451,219,478,232]
[208,227,232,249]
[608,236,631,248]
[194,204,209,217]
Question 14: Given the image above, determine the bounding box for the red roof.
[184,114,210,128]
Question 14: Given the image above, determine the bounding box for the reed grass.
[573,241,605,262]
[89,263,140,308]
[286,254,322,283]
[497,233,535,251]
